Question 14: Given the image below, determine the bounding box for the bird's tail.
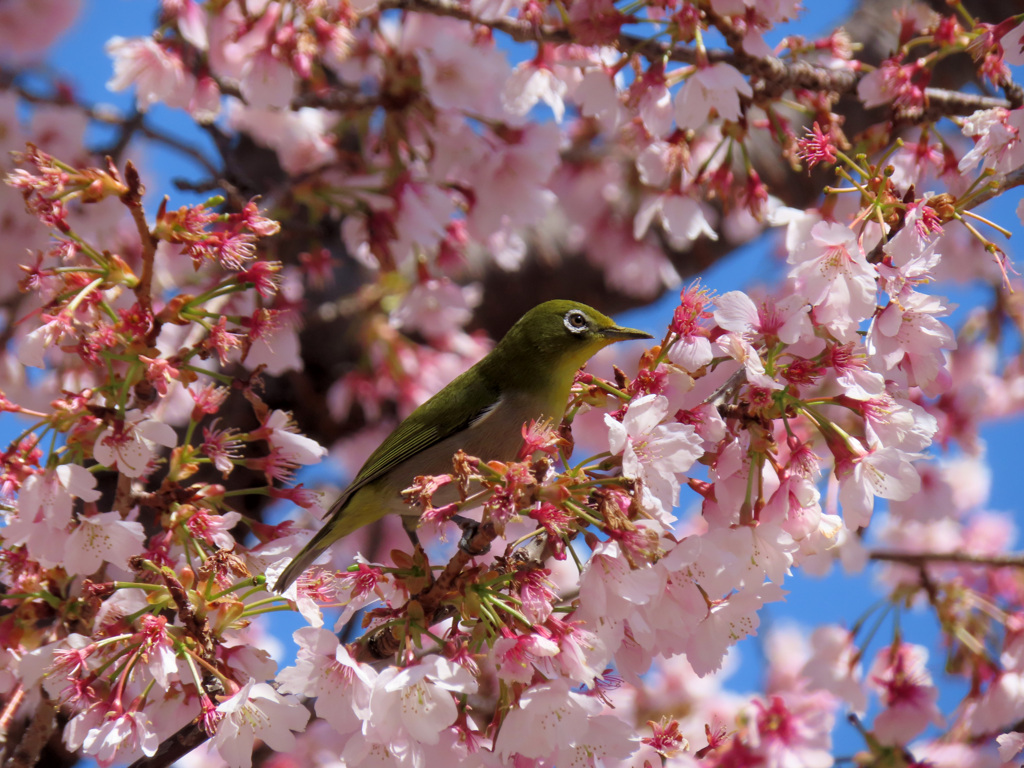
[273,522,341,593]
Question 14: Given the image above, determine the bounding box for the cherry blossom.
[256,409,328,466]
[494,679,606,762]
[959,107,1024,174]
[64,511,146,575]
[868,643,944,745]
[504,59,567,122]
[80,708,158,767]
[362,655,477,758]
[92,410,177,478]
[276,627,376,734]
[786,219,877,342]
[210,679,310,768]
[16,463,99,528]
[2,2,1024,766]
[686,582,787,676]
[106,36,193,110]
[800,626,868,713]
[391,278,479,340]
[836,440,922,529]
[674,63,752,129]
[605,393,703,518]
[998,732,1024,762]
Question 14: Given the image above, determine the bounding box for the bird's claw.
[456,518,490,557]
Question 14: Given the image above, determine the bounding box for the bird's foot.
[452,515,490,557]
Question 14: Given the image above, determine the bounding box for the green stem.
[589,378,631,401]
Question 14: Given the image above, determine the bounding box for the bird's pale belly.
[378,390,560,517]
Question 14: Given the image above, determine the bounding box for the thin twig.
[3,71,221,179]
[0,683,26,755]
[371,0,1008,121]
[2,696,56,768]
[960,166,1024,211]
[127,721,208,768]
[870,549,1024,568]
[352,520,499,663]
[120,160,161,345]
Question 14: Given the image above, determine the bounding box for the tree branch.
[2,697,56,768]
[2,70,222,180]
[352,520,499,663]
[371,0,1009,121]
[127,721,208,768]
[870,549,1024,567]
[962,165,1024,209]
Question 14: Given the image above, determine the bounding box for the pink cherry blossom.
[227,105,337,175]
[391,278,479,340]
[576,69,625,131]
[363,655,477,753]
[836,440,922,529]
[503,60,567,122]
[0,0,81,60]
[464,121,560,240]
[675,63,752,129]
[16,463,99,528]
[407,16,507,117]
[643,561,708,665]
[867,643,944,745]
[257,409,328,466]
[634,192,718,249]
[211,679,310,768]
[867,289,956,395]
[997,731,1024,761]
[106,36,193,111]
[494,679,602,761]
[743,691,837,768]
[93,410,177,478]
[958,107,1024,174]
[80,708,158,768]
[964,670,1024,736]
[490,632,560,684]
[605,393,703,518]
[666,281,715,372]
[787,220,877,342]
[239,48,296,109]
[685,582,786,676]
[577,538,662,631]
[18,315,73,368]
[800,626,867,713]
[65,511,146,574]
[714,289,813,346]
[276,627,376,734]
[857,58,929,113]
[636,77,674,137]
[715,332,783,391]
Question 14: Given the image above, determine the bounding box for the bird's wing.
[332,367,500,507]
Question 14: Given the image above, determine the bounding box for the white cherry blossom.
[276,627,377,735]
[674,62,752,129]
[605,394,703,518]
[93,410,177,478]
[211,679,310,768]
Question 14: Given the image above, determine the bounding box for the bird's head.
[491,300,653,387]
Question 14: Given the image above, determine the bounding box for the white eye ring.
[564,310,588,334]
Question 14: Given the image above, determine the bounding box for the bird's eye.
[564,310,589,334]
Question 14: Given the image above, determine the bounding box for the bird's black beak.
[601,324,653,342]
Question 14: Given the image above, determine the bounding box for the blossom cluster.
[1,0,1024,767]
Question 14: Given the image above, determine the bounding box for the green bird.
[273,300,652,592]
